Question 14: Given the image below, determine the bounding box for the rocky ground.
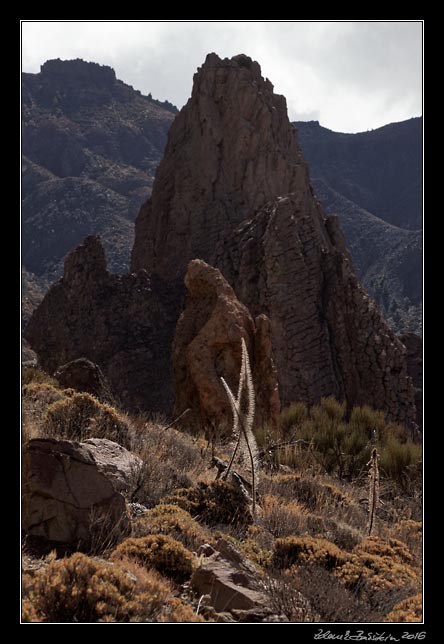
[21,366,422,623]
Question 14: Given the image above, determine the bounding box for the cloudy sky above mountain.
[21,21,422,133]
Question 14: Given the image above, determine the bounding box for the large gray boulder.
[22,438,133,544]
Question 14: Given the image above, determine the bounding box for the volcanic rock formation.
[132,53,416,425]
[172,259,280,433]
[26,235,179,412]
[28,53,416,426]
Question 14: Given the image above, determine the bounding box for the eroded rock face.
[133,53,416,425]
[172,259,280,432]
[28,53,416,426]
[131,53,308,280]
[22,438,130,544]
[26,236,180,412]
[82,438,143,498]
[214,198,415,422]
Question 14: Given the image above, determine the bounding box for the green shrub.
[379,437,422,486]
[132,504,211,552]
[112,534,194,583]
[279,402,308,438]
[42,392,131,448]
[277,399,421,485]
[165,480,253,528]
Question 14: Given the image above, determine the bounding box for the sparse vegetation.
[22,552,203,622]
[384,593,422,622]
[21,376,422,623]
[273,398,421,489]
[42,392,132,448]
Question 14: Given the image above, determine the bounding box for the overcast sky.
[21,21,422,133]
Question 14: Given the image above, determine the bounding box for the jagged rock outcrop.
[132,53,416,425]
[28,53,416,425]
[26,235,180,412]
[22,437,130,544]
[213,197,415,422]
[172,259,280,433]
[131,53,308,279]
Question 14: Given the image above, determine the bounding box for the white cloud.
[21,20,422,133]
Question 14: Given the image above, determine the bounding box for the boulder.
[82,438,143,498]
[172,259,280,433]
[22,438,130,544]
[54,358,116,405]
[191,538,267,612]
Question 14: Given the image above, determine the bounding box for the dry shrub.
[354,536,413,565]
[129,423,206,506]
[260,570,315,621]
[384,593,422,622]
[111,534,194,583]
[42,392,132,448]
[335,537,420,606]
[273,536,348,571]
[322,518,363,552]
[265,474,356,514]
[22,383,73,443]
[236,527,274,570]
[387,520,422,567]
[291,565,374,622]
[129,454,193,508]
[22,552,174,622]
[132,504,211,552]
[259,495,308,538]
[165,480,252,528]
[22,367,59,387]
[133,423,204,475]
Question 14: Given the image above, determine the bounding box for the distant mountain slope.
[295,118,422,335]
[295,118,422,231]
[311,179,422,334]
[22,58,176,285]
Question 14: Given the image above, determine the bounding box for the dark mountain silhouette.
[22,58,176,289]
[295,119,422,334]
[295,118,422,231]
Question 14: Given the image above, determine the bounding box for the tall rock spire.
[131,53,416,424]
[131,53,310,280]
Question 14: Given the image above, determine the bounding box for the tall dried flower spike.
[367,447,380,536]
[220,338,259,517]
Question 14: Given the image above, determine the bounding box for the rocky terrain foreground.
[22,366,422,623]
